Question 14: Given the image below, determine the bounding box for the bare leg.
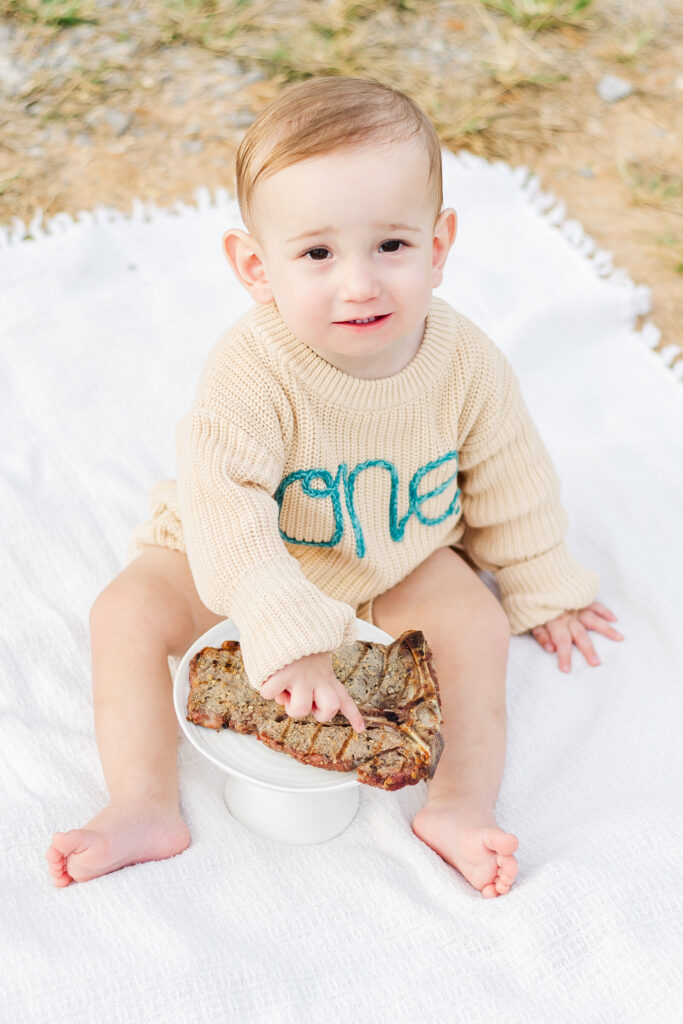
[46,548,224,886]
[372,547,518,898]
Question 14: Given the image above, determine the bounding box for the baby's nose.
[338,260,380,302]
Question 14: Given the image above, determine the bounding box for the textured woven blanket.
[1,151,682,1023]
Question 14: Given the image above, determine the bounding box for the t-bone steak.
[186,629,443,790]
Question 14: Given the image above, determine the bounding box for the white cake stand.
[173,617,394,845]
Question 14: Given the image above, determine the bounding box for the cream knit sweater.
[129,297,599,687]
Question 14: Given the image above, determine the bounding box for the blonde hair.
[236,76,443,230]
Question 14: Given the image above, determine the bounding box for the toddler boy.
[47,77,622,897]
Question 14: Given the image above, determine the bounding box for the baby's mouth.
[335,313,390,325]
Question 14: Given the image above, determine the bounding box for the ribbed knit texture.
[130,297,599,686]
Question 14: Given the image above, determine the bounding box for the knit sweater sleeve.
[176,403,357,688]
[456,324,599,634]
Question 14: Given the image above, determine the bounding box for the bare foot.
[46,801,191,887]
[412,797,519,898]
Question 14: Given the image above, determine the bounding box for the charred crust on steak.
[186,630,443,790]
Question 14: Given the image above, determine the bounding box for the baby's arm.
[531,600,624,672]
[456,325,602,635]
[177,402,357,692]
[258,652,366,732]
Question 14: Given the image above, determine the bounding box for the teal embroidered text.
[274,450,461,558]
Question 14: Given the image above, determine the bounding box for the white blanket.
[2,151,682,1023]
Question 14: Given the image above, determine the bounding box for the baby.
[47,76,623,897]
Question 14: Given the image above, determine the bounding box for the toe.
[483,828,519,856]
[493,851,519,895]
[46,843,63,864]
[497,852,519,879]
[47,852,73,887]
[481,883,499,898]
[51,870,73,888]
[51,829,88,858]
[47,830,95,885]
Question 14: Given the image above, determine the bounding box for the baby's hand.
[257,651,365,732]
[531,601,624,673]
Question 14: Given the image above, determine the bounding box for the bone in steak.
[186,630,443,790]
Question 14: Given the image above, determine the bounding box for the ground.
[1,0,681,362]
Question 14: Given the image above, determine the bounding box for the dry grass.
[650,233,683,276]
[617,160,683,216]
[156,0,276,49]
[0,0,677,189]
[480,0,595,34]
[0,0,681,352]
[598,20,659,63]
[0,0,604,158]
[0,0,96,27]
[0,0,641,155]
[0,0,672,138]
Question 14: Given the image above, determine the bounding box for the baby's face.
[245,139,454,377]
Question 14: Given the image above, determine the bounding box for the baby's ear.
[222,229,274,303]
[431,208,457,288]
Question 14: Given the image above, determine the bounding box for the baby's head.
[224,77,456,376]
[236,76,443,233]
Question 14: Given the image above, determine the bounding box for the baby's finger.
[311,684,341,723]
[286,690,314,719]
[587,601,618,621]
[258,673,289,700]
[311,699,339,724]
[547,622,573,673]
[335,684,365,733]
[531,625,554,653]
[569,619,600,667]
[577,609,624,641]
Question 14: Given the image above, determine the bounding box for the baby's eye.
[379,239,406,253]
[304,247,331,261]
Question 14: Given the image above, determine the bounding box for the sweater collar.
[251,297,456,411]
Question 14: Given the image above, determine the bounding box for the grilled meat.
[186,630,443,790]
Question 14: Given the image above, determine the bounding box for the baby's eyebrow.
[286,227,333,244]
[286,222,422,244]
[384,223,422,233]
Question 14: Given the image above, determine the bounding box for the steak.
[186,630,443,790]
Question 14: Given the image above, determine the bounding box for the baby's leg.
[46,547,224,887]
[372,547,518,898]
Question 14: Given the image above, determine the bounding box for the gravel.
[0,6,263,136]
[596,73,634,103]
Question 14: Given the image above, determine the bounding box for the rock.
[216,57,242,77]
[232,108,255,128]
[0,55,25,98]
[212,78,249,99]
[68,25,96,45]
[101,40,139,65]
[596,74,633,103]
[84,106,132,136]
[105,108,132,135]
[238,68,265,86]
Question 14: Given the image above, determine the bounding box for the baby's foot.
[412,797,518,898]
[46,801,190,887]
